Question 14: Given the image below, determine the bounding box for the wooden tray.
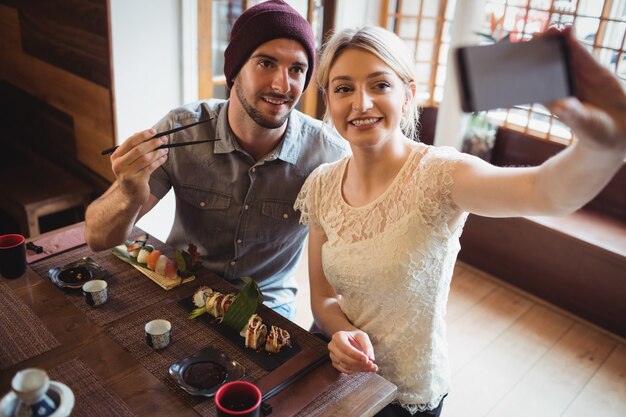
[112,246,195,290]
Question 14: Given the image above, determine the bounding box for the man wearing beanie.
[85,0,347,320]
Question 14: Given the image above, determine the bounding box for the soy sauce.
[220,392,256,411]
[183,361,227,389]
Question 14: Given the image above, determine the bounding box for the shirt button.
[230,261,236,266]
[236,239,242,244]
[199,201,206,207]
[244,205,249,210]
[251,167,256,173]
[282,213,289,219]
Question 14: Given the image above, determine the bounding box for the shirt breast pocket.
[178,185,231,231]
[257,199,302,242]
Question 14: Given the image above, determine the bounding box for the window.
[383,0,626,144]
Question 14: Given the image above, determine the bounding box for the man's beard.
[234,79,294,129]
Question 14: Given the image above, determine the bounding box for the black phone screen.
[455,35,574,113]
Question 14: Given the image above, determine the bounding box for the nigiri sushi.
[155,254,169,276]
[146,249,161,270]
[164,258,178,279]
[137,245,154,264]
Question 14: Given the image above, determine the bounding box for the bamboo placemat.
[49,357,137,417]
[106,301,267,409]
[30,243,210,326]
[0,279,60,370]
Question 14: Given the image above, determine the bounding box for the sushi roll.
[220,293,237,315]
[265,326,291,353]
[206,292,225,317]
[240,314,263,337]
[246,323,267,350]
[155,254,169,276]
[137,245,154,264]
[192,286,213,308]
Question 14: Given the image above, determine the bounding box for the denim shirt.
[148,99,347,308]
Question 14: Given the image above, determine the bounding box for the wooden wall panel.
[0,2,115,183]
[19,10,111,87]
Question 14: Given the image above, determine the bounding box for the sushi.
[137,245,154,264]
[192,286,213,308]
[265,325,291,353]
[145,250,161,271]
[154,254,169,276]
[126,233,149,256]
[206,292,225,317]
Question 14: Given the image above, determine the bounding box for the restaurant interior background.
[0,1,625,415]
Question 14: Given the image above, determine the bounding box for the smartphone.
[455,35,575,113]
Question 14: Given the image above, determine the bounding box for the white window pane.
[550,117,573,140]
[404,39,417,55]
[577,0,604,18]
[423,0,440,17]
[576,17,600,44]
[418,18,437,38]
[508,107,530,128]
[503,7,528,35]
[604,21,626,49]
[445,0,457,20]
[434,85,444,102]
[528,112,551,133]
[435,64,447,85]
[399,18,420,38]
[510,0,530,7]
[554,0,577,13]
[416,63,432,83]
[416,41,434,61]
[401,0,421,15]
[530,0,551,11]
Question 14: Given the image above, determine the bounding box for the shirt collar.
[214,100,301,165]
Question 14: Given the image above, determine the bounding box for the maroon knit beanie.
[224,0,316,90]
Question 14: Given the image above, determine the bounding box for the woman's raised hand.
[545,26,626,153]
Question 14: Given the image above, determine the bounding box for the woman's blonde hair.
[317,25,420,141]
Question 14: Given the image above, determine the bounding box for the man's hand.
[110,129,169,206]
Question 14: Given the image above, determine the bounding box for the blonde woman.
[295,25,626,417]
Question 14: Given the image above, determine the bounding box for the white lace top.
[295,145,470,413]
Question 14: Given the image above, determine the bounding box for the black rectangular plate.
[177,297,301,371]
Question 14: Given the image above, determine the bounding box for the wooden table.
[0,224,396,417]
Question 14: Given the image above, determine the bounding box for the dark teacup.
[215,381,261,417]
[0,234,26,279]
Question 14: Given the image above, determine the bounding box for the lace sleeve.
[294,165,325,228]
[417,146,468,226]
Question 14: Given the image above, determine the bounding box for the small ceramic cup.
[82,280,108,306]
[0,234,27,279]
[10,368,57,417]
[215,381,262,417]
[145,319,172,350]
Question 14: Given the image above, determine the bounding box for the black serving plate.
[169,347,245,398]
[178,297,302,371]
[48,257,108,289]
